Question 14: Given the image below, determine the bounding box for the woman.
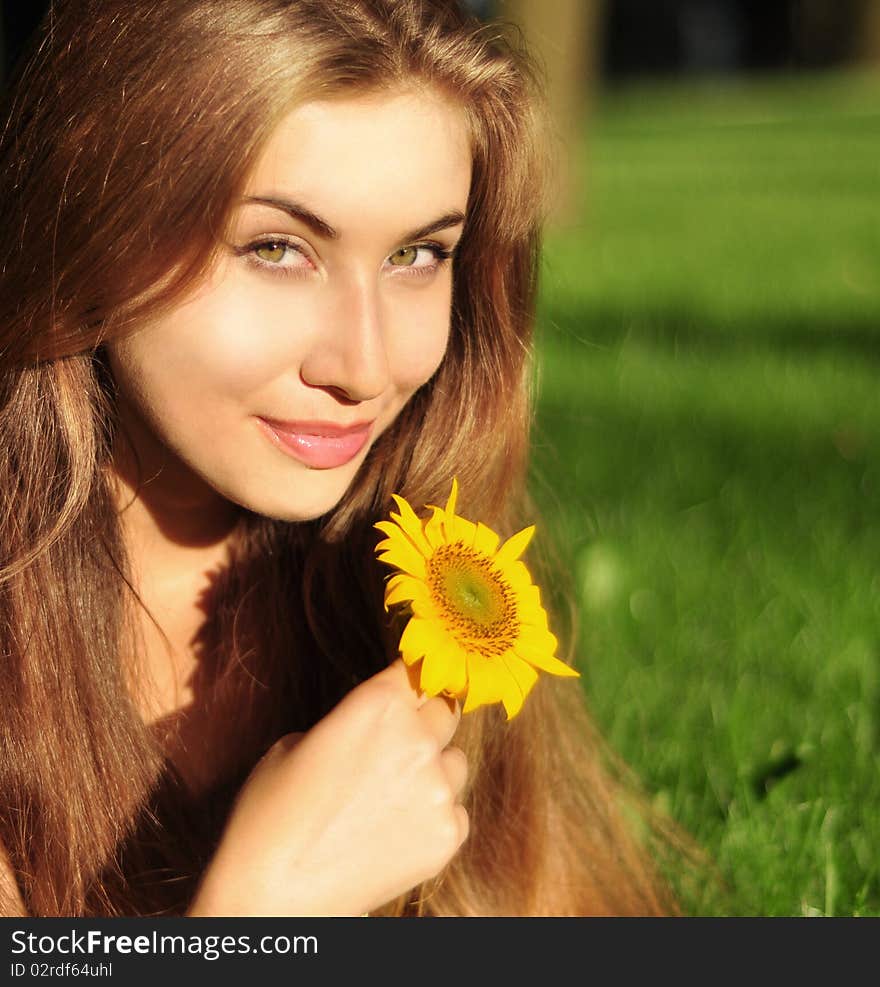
[0,0,682,916]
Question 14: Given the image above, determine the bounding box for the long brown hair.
[0,0,687,916]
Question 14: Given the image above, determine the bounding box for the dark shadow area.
[89,554,274,915]
[0,0,47,86]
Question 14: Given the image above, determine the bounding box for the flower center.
[427,543,518,658]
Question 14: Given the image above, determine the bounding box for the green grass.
[531,69,880,916]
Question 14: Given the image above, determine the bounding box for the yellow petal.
[502,650,540,696]
[516,623,557,655]
[495,525,535,564]
[449,514,476,546]
[390,494,433,556]
[374,522,424,560]
[473,521,500,557]
[374,520,403,539]
[398,616,440,665]
[503,559,536,594]
[375,514,430,564]
[424,507,446,549]
[519,601,549,634]
[462,654,501,714]
[516,649,579,679]
[444,643,470,696]
[497,652,538,720]
[497,566,543,622]
[496,670,522,720]
[500,692,522,720]
[410,590,440,618]
[445,477,459,516]
[420,637,467,697]
[376,539,427,579]
[518,583,543,615]
[513,626,580,678]
[384,573,421,610]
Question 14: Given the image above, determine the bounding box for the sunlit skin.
[105,91,471,578]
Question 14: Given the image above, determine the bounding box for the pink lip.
[257,416,374,470]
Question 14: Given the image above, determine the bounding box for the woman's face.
[105,91,471,522]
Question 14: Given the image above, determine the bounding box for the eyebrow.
[241,195,466,244]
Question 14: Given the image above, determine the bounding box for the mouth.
[256,416,375,470]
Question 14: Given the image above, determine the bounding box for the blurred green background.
[530,68,880,917]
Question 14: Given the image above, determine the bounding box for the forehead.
[243,91,472,223]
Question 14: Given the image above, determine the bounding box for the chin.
[228,472,358,524]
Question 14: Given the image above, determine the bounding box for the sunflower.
[374,479,579,720]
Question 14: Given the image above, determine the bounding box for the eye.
[255,242,289,264]
[251,240,310,267]
[389,246,420,267]
[386,243,453,275]
[236,237,314,277]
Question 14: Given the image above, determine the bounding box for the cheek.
[168,291,290,394]
[120,287,295,408]
[389,327,450,392]
[387,301,453,393]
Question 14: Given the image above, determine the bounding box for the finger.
[373,658,446,711]
[413,686,459,714]
[418,693,461,748]
[440,745,468,799]
[372,661,460,724]
[371,659,424,706]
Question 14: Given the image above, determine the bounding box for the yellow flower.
[374,479,579,720]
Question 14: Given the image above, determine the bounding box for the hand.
[188,660,469,916]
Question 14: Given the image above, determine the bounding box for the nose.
[299,272,391,404]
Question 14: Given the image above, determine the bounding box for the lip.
[256,416,374,470]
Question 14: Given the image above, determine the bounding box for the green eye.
[389,246,418,266]
[255,243,287,263]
